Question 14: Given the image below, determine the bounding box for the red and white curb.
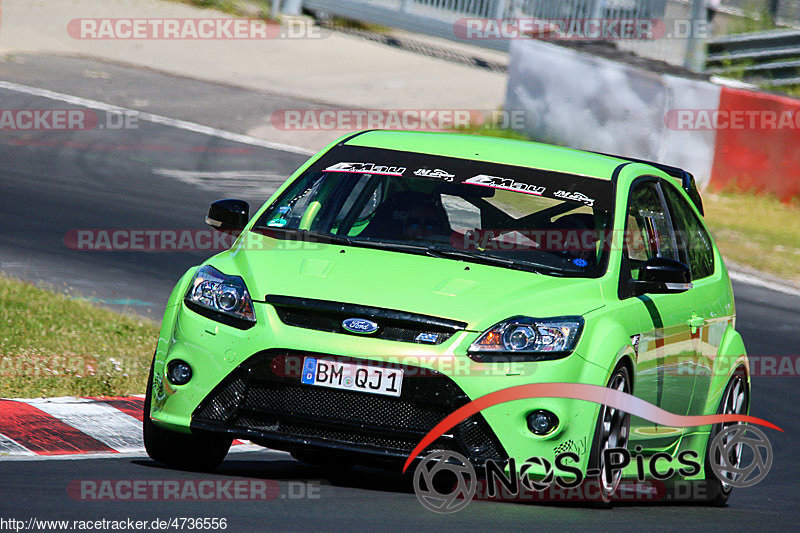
[0,396,260,459]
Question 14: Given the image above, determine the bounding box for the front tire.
[588,363,632,505]
[143,357,232,471]
[703,368,748,506]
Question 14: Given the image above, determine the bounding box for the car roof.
[343,130,631,181]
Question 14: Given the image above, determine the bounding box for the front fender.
[702,325,750,428]
[154,267,199,365]
[578,310,639,384]
[149,267,200,434]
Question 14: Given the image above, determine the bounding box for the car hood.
[211,234,606,331]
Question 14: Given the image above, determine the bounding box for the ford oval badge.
[342,318,379,335]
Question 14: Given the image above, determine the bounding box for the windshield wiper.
[347,239,433,255]
[276,233,433,256]
[425,247,564,276]
[321,236,564,276]
[253,227,353,246]
[255,229,563,275]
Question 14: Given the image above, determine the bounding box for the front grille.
[193,350,507,465]
[265,295,466,345]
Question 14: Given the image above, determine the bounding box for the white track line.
[152,168,285,196]
[729,270,800,298]
[0,80,315,156]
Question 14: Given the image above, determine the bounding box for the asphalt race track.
[0,56,798,531]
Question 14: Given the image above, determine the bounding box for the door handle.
[688,315,705,333]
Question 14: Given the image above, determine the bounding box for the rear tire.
[587,363,632,506]
[703,368,748,506]
[143,357,232,471]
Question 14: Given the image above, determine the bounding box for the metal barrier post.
[684,0,708,71]
[493,0,508,20]
[590,0,606,20]
[282,0,304,15]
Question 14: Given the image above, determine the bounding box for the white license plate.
[300,357,403,397]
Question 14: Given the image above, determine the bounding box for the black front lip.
[190,349,509,468]
[191,419,478,469]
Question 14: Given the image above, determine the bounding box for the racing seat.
[359,191,450,241]
[549,213,601,269]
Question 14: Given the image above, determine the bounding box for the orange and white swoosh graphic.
[402,382,782,473]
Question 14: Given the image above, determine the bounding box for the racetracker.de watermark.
[64,229,241,252]
[67,479,320,501]
[451,228,712,254]
[63,228,712,253]
[67,18,322,40]
[453,18,712,41]
[667,355,800,378]
[268,354,535,380]
[271,109,529,131]
[665,109,800,130]
[454,17,661,40]
[0,109,137,131]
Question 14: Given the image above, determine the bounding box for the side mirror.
[630,257,692,295]
[206,199,249,231]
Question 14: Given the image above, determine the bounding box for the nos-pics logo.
[412,423,773,513]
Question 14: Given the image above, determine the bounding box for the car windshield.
[253,146,614,277]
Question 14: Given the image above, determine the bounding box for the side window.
[261,173,327,229]
[662,183,715,280]
[623,181,679,281]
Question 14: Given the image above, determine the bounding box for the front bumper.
[191,350,507,467]
[151,300,609,474]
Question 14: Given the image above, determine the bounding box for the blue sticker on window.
[267,218,288,227]
[572,258,589,268]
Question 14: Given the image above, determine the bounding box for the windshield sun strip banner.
[307,145,612,208]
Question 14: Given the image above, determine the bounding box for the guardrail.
[302,0,669,53]
[705,30,800,87]
[302,0,511,52]
[717,0,800,27]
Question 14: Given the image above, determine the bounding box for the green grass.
[180,0,242,15]
[703,191,800,284]
[725,2,778,35]
[328,16,392,34]
[0,275,158,398]
[775,84,800,98]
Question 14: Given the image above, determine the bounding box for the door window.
[662,183,715,280]
[623,180,679,283]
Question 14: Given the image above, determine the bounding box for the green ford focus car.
[144,130,749,504]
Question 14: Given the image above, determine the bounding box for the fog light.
[527,410,558,435]
[166,360,192,385]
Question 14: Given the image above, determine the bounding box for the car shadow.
[131,453,417,496]
[131,453,726,508]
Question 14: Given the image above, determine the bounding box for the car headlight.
[468,316,583,362]
[184,265,256,329]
